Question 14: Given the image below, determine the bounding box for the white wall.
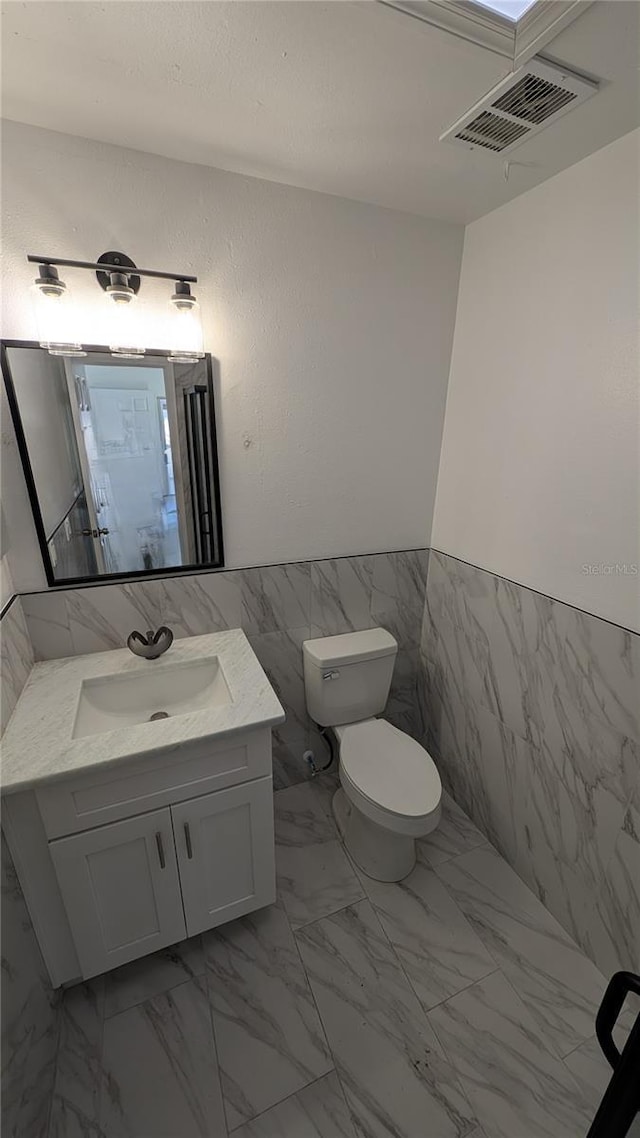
[432,128,640,631]
[1,121,463,591]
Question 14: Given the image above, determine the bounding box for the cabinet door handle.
[155,831,166,869]
[184,822,193,860]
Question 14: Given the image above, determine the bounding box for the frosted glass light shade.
[31,283,85,357]
[168,298,205,363]
[107,297,146,359]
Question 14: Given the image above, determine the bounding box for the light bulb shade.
[107,292,146,358]
[106,272,135,305]
[31,280,86,357]
[168,295,204,363]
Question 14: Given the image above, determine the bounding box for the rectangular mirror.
[2,343,224,584]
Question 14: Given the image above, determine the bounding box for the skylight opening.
[470,0,538,21]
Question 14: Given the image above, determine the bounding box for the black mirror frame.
[1,340,225,587]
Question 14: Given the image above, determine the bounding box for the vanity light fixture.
[27,252,204,361]
[169,280,205,363]
[31,263,86,357]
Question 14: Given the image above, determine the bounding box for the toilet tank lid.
[303,628,397,668]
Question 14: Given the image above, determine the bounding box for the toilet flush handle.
[323,670,340,681]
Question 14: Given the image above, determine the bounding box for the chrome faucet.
[127,627,174,660]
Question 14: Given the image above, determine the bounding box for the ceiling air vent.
[440,57,598,156]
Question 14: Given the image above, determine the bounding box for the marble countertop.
[1,629,285,795]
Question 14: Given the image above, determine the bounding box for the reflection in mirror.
[2,345,224,583]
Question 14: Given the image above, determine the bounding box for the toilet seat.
[336,718,442,837]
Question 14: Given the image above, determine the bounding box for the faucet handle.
[127,627,173,659]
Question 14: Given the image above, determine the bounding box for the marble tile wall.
[418,549,639,978]
[1,596,34,736]
[1,598,60,1138]
[19,549,429,789]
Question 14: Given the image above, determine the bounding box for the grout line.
[101,957,206,1021]
[17,547,430,598]
[44,991,65,1138]
[204,902,335,1134]
[225,1070,340,1135]
[348,847,501,1025]
[287,885,367,934]
[561,1032,600,1065]
[96,987,106,1138]
[200,945,231,1138]
[332,1069,359,1138]
[429,547,638,636]
[419,967,502,1019]
[0,592,18,621]
[283,899,342,1077]
[322,883,485,1127]
[201,959,231,1137]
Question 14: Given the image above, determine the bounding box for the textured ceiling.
[1,0,638,222]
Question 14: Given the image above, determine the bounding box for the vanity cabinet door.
[173,777,276,937]
[49,807,186,979]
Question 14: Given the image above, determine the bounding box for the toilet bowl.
[303,628,442,881]
[333,717,441,880]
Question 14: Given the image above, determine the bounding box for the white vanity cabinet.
[173,778,275,938]
[2,726,277,986]
[49,775,275,979]
[50,807,187,977]
[0,629,285,988]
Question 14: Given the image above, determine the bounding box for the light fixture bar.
[27,255,197,284]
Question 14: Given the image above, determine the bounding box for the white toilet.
[303,628,442,881]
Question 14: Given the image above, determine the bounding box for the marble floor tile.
[49,979,105,1138]
[436,846,606,1058]
[9,980,60,1138]
[563,1035,614,1117]
[103,935,205,1018]
[417,791,489,868]
[274,781,364,929]
[204,904,332,1130]
[100,976,226,1138]
[231,1072,356,1138]
[359,862,497,1011]
[296,900,477,1138]
[1,834,60,1138]
[429,970,593,1138]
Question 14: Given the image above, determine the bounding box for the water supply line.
[304,725,336,777]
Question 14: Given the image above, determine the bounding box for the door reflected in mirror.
[2,345,224,584]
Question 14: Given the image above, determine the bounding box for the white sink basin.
[73,656,231,739]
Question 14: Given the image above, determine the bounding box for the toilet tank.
[303,628,398,727]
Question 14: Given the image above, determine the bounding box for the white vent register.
[441,57,598,155]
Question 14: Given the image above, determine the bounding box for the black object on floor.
[586,971,640,1138]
